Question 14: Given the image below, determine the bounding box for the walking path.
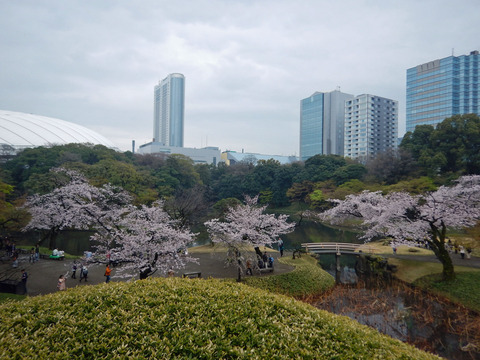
[383,253,480,268]
[2,248,479,297]
[1,249,294,297]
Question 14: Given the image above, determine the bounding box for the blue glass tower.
[406,50,479,133]
[300,90,354,161]
[154,73,185,147]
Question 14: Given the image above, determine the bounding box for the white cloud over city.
[1,0,479,155]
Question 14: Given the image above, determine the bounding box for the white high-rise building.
[344,94,398,161]
[153,73,185,147]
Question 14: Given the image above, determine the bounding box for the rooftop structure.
[0,110,116,155]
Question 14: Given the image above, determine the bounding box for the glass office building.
[406,50,479,133]
[300,90,353,161]
[153,73,185,147]
[344,95,398,161]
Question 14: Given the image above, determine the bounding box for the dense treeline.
[1,113,480,237]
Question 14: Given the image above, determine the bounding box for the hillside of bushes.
[0,278,440,359]
[245,254,336,298]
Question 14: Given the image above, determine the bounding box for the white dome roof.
[0,110,116,150]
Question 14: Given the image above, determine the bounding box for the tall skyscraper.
[344,94,398,161]
[300,90,354,161]
[153,73,185,147]
[406,50,479,133]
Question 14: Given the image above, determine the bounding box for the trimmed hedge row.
[244,255,335,298]
[0,278,439,359]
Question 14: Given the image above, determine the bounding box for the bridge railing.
[301,242,376,255]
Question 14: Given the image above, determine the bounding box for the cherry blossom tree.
[317,175,480,281]
[205,195,295,281]
[24,168,198,279]
[90,200,197,279]
[23,168,131,249]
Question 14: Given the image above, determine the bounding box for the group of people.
[3,239,21,268]
[56,263,112,291]
[446,240,473,259]
[70,262,89,282]
[245,251,275,276]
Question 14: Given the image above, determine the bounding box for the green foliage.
[400,114,480,176]
[245,255,335,298]
[0,278,439,359]
[330,179,367,200]
[383,177,437,195]
[2,144,125,193]
[308,189,324,210]
[295,154,347,183]
[212,198,242,218]
[414,271,480,313]
[286,181,313,203]
[332,164,367,185]
[0,180,29,234]
[0,293,25,304]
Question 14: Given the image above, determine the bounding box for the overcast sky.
[1,1,479,155]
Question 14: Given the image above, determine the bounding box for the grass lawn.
[414,272,480,313]
[387,257,480,283]
[358,241,435,256]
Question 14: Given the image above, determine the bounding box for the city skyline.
[1,1,479,155]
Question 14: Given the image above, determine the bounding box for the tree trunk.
[429,222,455,281]
[437,244,455,281]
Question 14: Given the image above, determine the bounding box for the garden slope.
[0,278,439,359]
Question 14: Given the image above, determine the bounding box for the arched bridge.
[302,242,376,255]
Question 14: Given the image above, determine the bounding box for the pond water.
[281,220,361,249]
[18,230,94,256]
[313,259,480,360]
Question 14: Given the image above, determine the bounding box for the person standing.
[104,264,112,283]
[246,259,253,276]
[82,265,88,282]
[21,269,28,294]
[57,275,66,291]
[79,264,85,282]
[29,247,35,263]
[71,262,77,279]
[35,244,40,262]
[278,239,284,257]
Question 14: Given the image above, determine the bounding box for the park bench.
[182,271,201,278]
[257,266,274,274]
[41,254,64,260]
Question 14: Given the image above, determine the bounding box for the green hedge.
[244,255,335,298]
[0,278,439,359]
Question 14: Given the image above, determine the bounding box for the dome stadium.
[0,110,116,154]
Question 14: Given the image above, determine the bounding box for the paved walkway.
[1,250,294,297]
[382,253,480,268]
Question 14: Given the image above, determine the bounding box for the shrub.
[244,255,335,298]
[0,278,440,359]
